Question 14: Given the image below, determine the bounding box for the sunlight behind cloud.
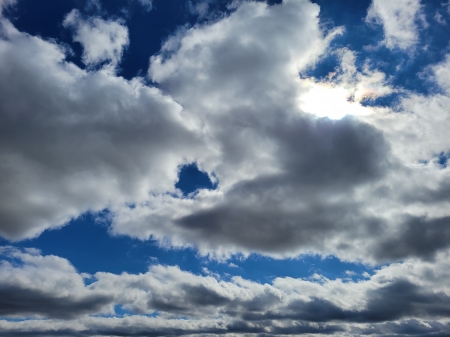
[299,79,373,119]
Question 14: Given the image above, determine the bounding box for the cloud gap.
[175,163,218,197]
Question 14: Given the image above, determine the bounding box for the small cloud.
[443,0,450,14]
[201,267,220,279]
[23,247,41,255]
[228,262,239,268]
[309,273,329,284]
[63,9,129,69]
[366,0,423,50]
[187,1,209,18]
[435,11,447,25]
[85,0,102,13]
[345,270,357,276]
[136,0,153,12]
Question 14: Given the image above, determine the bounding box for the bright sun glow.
[299,80,373,119]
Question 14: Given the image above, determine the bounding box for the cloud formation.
[0,0,449,266]
[2,0,450,335]
[0,13,202,240]
[366,0,423,49]
[1,247,450,336]
[63,9,129,68]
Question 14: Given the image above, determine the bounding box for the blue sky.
[1,0,450,336]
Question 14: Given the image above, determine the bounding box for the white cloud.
[2,247,450,335]
[0,247,114,318]
[0,0,449,267]
[366,0,423,49]
[0,13,203,240]
[109,0,450,264]
[63,9,129,68]
[2,0,450,335]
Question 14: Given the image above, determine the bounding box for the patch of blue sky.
[175,163,218,197]
[309,0,450,97]
[0,317,42,322]
[419,152,450,168]
[437,152,449,168]
[204,254,375,283]
[112,305,158,318]
[360,93,402,108]
[0,213,203,276]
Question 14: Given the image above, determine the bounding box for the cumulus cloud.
[109,0,450,263]
[0,12,202,240]
[0,247,114,318]
[366,0,423,49]
[0,0,450,266]
[63,9,129,68]
[2,247,450,336]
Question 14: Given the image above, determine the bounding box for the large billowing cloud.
[1,0,450,265]
[0,8,204,240]
[112,0,450,263]
[1,247,450,336]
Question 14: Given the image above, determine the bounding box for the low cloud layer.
[1,247,450,336]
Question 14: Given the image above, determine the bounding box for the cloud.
[135,0,153,12]
[2,0,450,335]
[366,0,423,49]
[63,9,129,68]
[0,13,203,240]
[109,0,450,264]
[0,247,114,318]
[0,0,450,266]
[2,247,450,335]
[0,0,14,15]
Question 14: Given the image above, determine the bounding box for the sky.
[0,0,450,336]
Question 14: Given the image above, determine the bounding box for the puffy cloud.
[0,0,450,266]
[63,9,129,68]
[366,0,423,49]
[0,13,203,240]
[2,0,450,335]
[109,0,450,264]
[2,247,450,336]
[0,247,114,318]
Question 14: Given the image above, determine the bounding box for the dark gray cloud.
[175,116,391,256]
[375,216,450,261]
[0,286,112,319]
[108,0,450,264]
